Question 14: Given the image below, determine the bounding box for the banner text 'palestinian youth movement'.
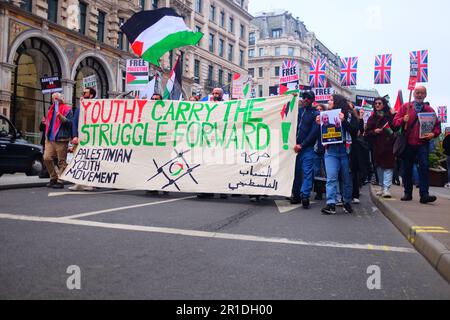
[61,95,298,196]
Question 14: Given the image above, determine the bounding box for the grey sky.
[249,0,450,123]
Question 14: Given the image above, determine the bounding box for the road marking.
[274,200,317,214]
[61,196,196,219]
[0,213,416,254]
[48,189,135,197]
[274,200,302,214]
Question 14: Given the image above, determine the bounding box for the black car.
[0,115,44,177]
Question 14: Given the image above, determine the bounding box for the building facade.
[0,0,251,144]
[248,10,352,100]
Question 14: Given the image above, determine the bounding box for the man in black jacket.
[291,91,320,208]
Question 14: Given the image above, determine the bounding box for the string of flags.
[309,50,428,88]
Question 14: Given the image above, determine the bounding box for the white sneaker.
[376,189,383,196]
[69,184,84,191]
[445,183,450,189]
[382,190,392,198]
[83,186,95,191]
[352,198,360,204]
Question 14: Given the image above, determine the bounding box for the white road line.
[48,189,135,197]
[0,213,416,254]
[62,196,196,219]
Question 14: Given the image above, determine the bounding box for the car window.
[0,117,15,138]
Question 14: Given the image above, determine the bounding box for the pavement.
[370,184,450,283]
[0,173,49,190]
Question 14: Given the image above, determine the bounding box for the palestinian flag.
[163,55,182,100]
[382,122,394,136]
[126,72,148,86]
[394,90,404,113]
[120,8,203,66]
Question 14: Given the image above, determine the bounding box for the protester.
[290,91,320,209]
[365,97,396,198]
[320,94,359,215]
[151,93,163,100]
[313,104,326,201]
[393,86,441,203]
[443,128,450,189]
[349,103,369,204]
[43,93,73,189]
[69,87,96,191]
[189,96,199,102]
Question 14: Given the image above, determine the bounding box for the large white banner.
[62,95,299,196]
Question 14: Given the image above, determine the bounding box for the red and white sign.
[313,87,335,103]
[408,58,418,90]
[280,60,299,84]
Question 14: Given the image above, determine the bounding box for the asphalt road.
[1,186,450,300]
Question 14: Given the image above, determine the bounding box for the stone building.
[0,0,251,144]
[248,10,352,99]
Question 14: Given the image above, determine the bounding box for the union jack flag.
[410,50,428,83]
[340,57,358,86]
[438,106,447,123]
[309,58,327,88]
[374,54,392,84]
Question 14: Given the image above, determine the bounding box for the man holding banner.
[291,91,320,209]
[393,86,441,204]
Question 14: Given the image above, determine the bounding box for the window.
[194,59,200,84]
[195,26,202,46]
[152,0,158,9]
[122,71,126,92]
[259,48,264,56]
[258,85,263,97]
[209,33,215,53]
[48,0,58,23]
[228,73,233,86]
[228,44,234,62]
[239,49,244,67]
[220,11,225,28]
[249,32,255,45]
[218,69,223,86]
[195,0,202,14]
[79,2,87,35]
[248,68,254,78]
[258,67,263,78]
[274,66,280,77]
[97,11,106,42]
[140,0,146,10]
[219,39,224,57]
[240,24,245,39]
[248,49,254,58]
[288,47,294,56]
[275,47,281,56]
[20,0,32,12]
[272,28,282,38]
[229,17,234,33]
[209,5,215,22]
[208,65,214,80]
[118,17,124,49]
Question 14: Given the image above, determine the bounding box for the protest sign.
[280,60,299,95]
[126,59,149,91]
[418,113,437,138]
[41,76,63,94]
[320,109,343,145]
[61,95,299,196]
[82,75,97,97]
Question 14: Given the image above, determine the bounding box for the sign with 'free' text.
[61,95,299,196]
